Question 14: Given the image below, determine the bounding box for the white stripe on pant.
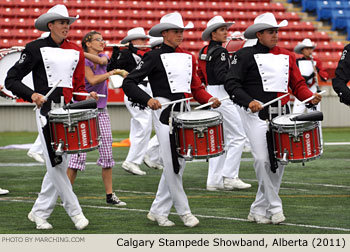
[149,97,191,217]
[236,106,285,216]
[31,109,82,219]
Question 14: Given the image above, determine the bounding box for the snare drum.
[271,113,322,164]
[48,108,100,155]
[0,47,33,99]
[174,110,224,160]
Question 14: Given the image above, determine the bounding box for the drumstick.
[194,96,230,110]
[106,43,151,48]
[261,93,290,108]
[160,97,192,107]
[72,92,106,98]
[296,90,326,106]
[247,93,289,113]
[33,79,62,111]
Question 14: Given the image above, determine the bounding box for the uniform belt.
[98,108,107,112]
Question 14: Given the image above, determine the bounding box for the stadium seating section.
[0,0,346,80]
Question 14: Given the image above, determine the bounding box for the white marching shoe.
[206,184,224,191]
[27,151,45,163]
[147,212,175,227]
[247,213,272,224]
[122,161,146,176]
[271,212,286,224]
[180,213,199,227]
[71,213,89,230]
[0,188,9,195]
[143,154,163,170]
[28,211,53,229]
[224,177,251,190]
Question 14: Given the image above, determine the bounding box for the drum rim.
[272,113,318,126]
[176,110,222,121]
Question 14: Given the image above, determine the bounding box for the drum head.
[49,108,92,115]
[176,110,220,121]
[272,113,308,125]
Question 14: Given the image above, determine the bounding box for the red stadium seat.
[0,39,11,48]
[0,17,12,28]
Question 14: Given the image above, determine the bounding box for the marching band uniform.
[123,12,220,227]
[198,16,251,191]
[143,37,164,169]
[224,13,320,224]
[293,38,328,114]
[107,27,160,175]
[5,5,91,230]
[333,43,350,105]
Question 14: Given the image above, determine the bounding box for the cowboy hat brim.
[121,34,150,44]
[35,13,79,32]
[243,20,288,39]
[149,22,194,37]
[294,43,316,54]
[201,22,234,41]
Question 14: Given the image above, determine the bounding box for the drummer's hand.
[310,92,322,104]
[0,85,3,91]
[114,69,129,78]
[88,91,99,101]
[31,93,46,108]
[209,97,221,108]
[147,98,161,110]
[248,100,263,113]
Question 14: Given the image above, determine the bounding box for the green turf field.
[0,129,349,234]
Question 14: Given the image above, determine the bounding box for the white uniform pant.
[149,97,191,217]
[292,84,323,147]
[124,83,153,165]
[237,106,285,216]
[31,109,82,219]
[29,134,43,154]
[146,135,163,165]
[206,85,246,186]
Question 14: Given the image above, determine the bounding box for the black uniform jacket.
[332,43,350,104]
[107,48,138,73]
[224,41,313,118]
[5,36,86,105]
[198,40,230,85]
[122,43,211,108]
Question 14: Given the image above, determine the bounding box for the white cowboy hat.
[35,4,79,32]
[149,12,194,37]
[149,36,163,48]
[294,38,316,54]
[244,12,288,39]
[121,27,150,44]
[201,16,234,41]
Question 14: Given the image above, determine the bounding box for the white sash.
[254,53,289,93]
[40,47,80,88]
[160,53,192,93]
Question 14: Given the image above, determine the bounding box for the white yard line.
[1,198,349,232]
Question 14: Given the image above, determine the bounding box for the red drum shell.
[48,108,100,154]
[271,114,322,163]
[174,110,224,160]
